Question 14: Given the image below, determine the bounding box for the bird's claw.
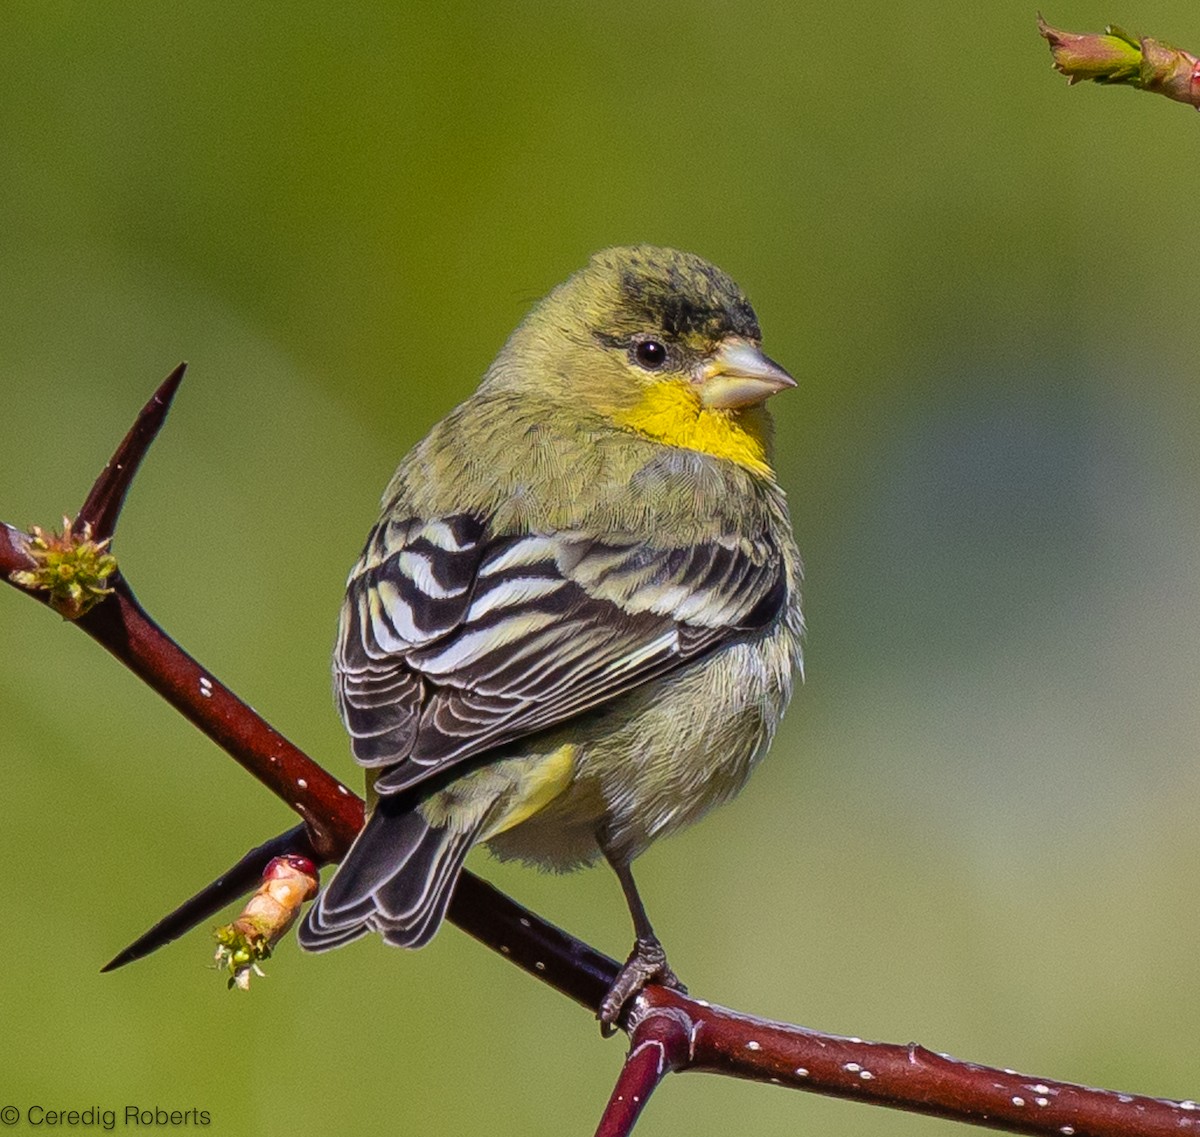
[598,935,686,1036]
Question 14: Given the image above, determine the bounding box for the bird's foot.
[598,935,687,1036]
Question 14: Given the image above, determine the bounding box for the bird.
[298,245,803,1030]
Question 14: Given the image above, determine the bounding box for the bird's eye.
[633,339,668,370]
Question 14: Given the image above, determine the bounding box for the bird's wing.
[335,512,786,795]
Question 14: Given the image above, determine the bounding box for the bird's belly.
[485,637,794,871]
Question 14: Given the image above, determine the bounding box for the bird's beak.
[697,338,797,410]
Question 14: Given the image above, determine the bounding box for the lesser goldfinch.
[299,246,803,1029]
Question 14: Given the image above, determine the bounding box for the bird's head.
[488,246,795,425]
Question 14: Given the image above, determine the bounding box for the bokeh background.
[2,2,1198,1133]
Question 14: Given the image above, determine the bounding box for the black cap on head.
[592,246,762,345]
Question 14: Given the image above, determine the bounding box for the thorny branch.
[3,367,1197,1137]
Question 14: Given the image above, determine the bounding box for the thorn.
[79,362,188,541]
[102,824,313,972]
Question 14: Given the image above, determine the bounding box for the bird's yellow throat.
[613,381,772,476]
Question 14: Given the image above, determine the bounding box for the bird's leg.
[598,853,686,1034]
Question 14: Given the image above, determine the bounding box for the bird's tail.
[298,799,483,952]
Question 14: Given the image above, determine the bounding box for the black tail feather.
[298,801,482,952]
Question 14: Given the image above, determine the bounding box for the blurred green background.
[3,1,1198,1133]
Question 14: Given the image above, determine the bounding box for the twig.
[596,989,1199,1137]
[594,1005,690,1137]
[1038,15,1200,109]
[4,366,1198,1136]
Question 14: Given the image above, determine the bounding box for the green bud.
[9,517,117,619]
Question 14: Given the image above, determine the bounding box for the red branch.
[595,1003,690,1137]
[4,367,1198,1137]
[626,990,1198,1137]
